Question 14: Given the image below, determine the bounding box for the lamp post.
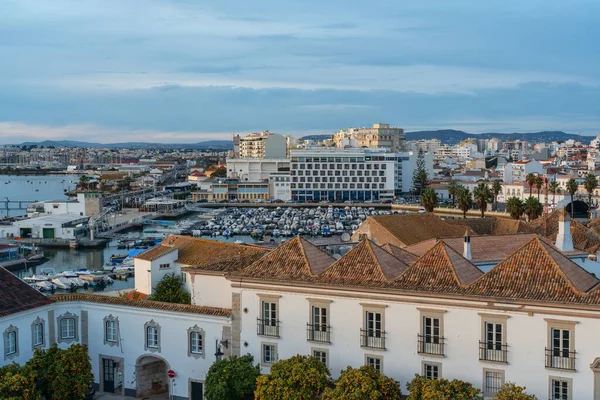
[214,339,229,361]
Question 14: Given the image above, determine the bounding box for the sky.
[1,0,599,144]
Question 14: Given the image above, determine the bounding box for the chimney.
[463,229,472,260]
[556,208,574,252]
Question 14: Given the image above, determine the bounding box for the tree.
[492,382,538,400]
[322,366,402,400]
[566,178,579,218]
[456,187,472,219]
[491,181,502,211]
[420,188,439,212]
[212,167,227,178]
[205,355,261,400]
[78,175,89,190]
[473,183,493,217]
[448,180,460,208]
[412,150,429,197]
[254,355,332,400]
[584,173,598,218]
[525,173,536,198]
[534,175,543,201]
[506,197,524,220]
[524,196,543,221]
[549,181,560,208]
[150,273,191,304]
[406,375,482,400]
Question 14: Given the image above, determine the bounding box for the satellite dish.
[333,253,342,260]
[341,233,351,242]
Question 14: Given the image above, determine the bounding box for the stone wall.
[135,360,168,398]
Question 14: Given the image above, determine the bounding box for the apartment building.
[289,148,397,202]
[225,157,290,181]
[332,123,405,152]
[233,131,287,159]
[406,139,441,154]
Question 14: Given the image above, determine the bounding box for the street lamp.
[214,339,229,360]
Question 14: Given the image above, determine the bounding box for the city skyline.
[1,0,599,143]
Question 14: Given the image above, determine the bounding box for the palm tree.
[584,173,598,218]
[534,175,543,201]
[456,187,472,219]
[78,175,89,190]
[526,173,537,198]
[566,178,579,218]
[506,197,524,220]
[448,180,460,208]
[473,183,493,217]
[420,188,439,212]
[491,181,502,211]
[549,181,560,208]
[524,196,543,221]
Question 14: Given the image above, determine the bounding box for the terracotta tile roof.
[404,234,538,264]
[136,235,268,272]
[50,293,231,317]
[464,237,599,303]
[382,243,419,265]
[364,214,469,246]
[314,239,410,287]
[529,210,600,252]
[389,241,483,293]
[237,236,335,280]
[0,267,53,317]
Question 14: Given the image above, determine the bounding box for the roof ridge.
[294,236,313,275]
[440,241,484,286]
[437,240,463,286]
[368,239,405,280]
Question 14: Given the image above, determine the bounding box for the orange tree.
[493,382,537,400]
[205,354,261,400]
[0,363,39,400]
[254,355,332,400]
[406,375,482,400]
[322,365,401,400]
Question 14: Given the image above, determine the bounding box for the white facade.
[3,214,88,240]
[268,173,292,201]
[503,160,545,184]
[225,158,290,181]
[236,132,287,159]
[399,151,435,193]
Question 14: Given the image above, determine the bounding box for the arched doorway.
[135,355,169,399]
[565,200,590,219]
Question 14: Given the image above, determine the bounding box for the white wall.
[134,250,180,295]
[187,274,232,309]
[264,134,288,158]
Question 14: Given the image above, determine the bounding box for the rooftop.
[0,267,53,317]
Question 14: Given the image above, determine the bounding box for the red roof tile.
[0,267,53,317]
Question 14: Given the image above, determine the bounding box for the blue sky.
[1,0,599,143]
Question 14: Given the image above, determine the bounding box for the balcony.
[479,341,508,363]
[417,334,445,356]
[257,318,280,338]
[545,348,576,371]
[306,323,331,343]
[360,329,386,350]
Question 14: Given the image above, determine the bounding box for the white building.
[234,131,287,159]
[225,158,290,181]
[332,123,405,152]
[268,173,292,201]
[2,214,89,240]
[406,139,441,154]
[27,192,102,218]
[503,160,545,183]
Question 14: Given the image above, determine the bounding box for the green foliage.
[254,355,332,400]
[0,344,92,400]
[533,175,543,200]
[205,354,261,400]
[420,188,439,212]
[548,181,561,206]
[491,181,502,210]
[448,180,461,207]
[412,150,429,196]
[473,183,493,217]
[150,272,191,304]
[492,382,538,400]
[322,365,402,400]
[525,173,537,197]
[506,197,524,220]
[584,173,598,216]
[524,196,543,221]
[406,375,482,400]
[566,178,579,217]
[456,187,472,219]
[212,167,228,178]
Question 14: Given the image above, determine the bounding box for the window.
[312,349,328,367]
[550,377,571,400]
[422,362,440,380]
[258,296,280,337]
[479,314,508,363]
[57,312,79,344]
[365,355,382,373]
[144,320,161,352]
[307,300,331,343]
[159,263,170,269]
[31,317,44,349]
[188,325,205,359]
[262,343,277,365]
[483,369,504,397]
[361,304,386,349]
[106,320,117,343]
[4,326,18,359]
[418,309,445,356]
[546,320,576,371]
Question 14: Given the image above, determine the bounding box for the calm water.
[0,174,78,218]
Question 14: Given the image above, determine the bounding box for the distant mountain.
[17,140,233,150]
[405,130,592,145]
[300,134,332,142]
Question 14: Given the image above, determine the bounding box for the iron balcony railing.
[257,318,280,337]
[306,323,331,343]
[479,341,508,363]
[417,334,445,356]
[360,329,386,350]
[545,348,576,371]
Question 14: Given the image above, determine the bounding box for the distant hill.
[17,140,233,150]
[300,134,332,142]
[405,130,592,145]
